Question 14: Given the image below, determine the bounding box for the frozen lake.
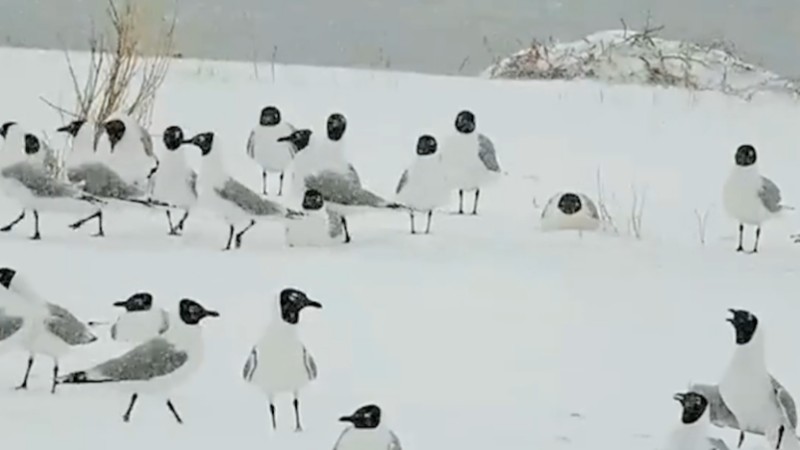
[1,0,798,75]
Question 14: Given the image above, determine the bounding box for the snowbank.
[482,29,800,100]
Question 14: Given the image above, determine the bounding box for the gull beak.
[56,125,70,133]
[304,299,322,309]
[339,415,354,423]
[673,393,685,403]
[204,309,220,318]
[112,300,128,308]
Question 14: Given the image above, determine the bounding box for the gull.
[246,105,297,196]
[394,134,452,234]
[438,110,501,215]
[0,267,98,394]
[243,288,321,431]
[333,404,402,450]
[58,298,219,424]
[184,130,302,250]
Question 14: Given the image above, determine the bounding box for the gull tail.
[57,369,114,385]
[285,209,305,220]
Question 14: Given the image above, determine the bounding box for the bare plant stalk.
[629,184,647,239]
[595,168,619,234]
[694,207,711,246]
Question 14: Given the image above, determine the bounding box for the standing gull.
[102,114,159,193]
[242,288,321,431]
[150,125,198,235]
[0,131,104,239]
[185,130,302,250]
[58,298,220,424]
[246,105,297,196]
[281,117,403,242]
[58,119,160,237]
[667,392,731,450]
[723,144,786,253]
[718,309,797,449]
[0,267,98,394]
[438,110,501,215]
[284,189,346,247]
[333,404,402,450]
[394,134,452,234]
[0,123,62,234]
[689,381,797,437]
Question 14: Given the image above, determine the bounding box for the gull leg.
[738,431,744,448]
[176,210,190,233]
[223,224,235,251]
[425,210,433,234]
[278,172,284,196]
[410,212,416,234]
[736,223,744,252]
[269,400,277,430]
[166,399,183,424]
[31,210,41,240]
[235,219,257,249]
[0,210,25,232]
[472,189,480,215]
[93,211,105,237]
[167,210,179,235]
[777,425,785,449]
[751,226,762,254]
[16,355,34,390]
[458,190,464,214]
[50,359,59,394]
[341,217,351,243]
[69,211,101,233]
[262,171,268,196]
[293,395,303,432]
[123,393,138,422]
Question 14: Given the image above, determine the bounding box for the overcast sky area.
[0,0,798,76]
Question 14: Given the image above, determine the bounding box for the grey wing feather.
[93,337,188,381]
[303,346,318,380]
[2,162,78,198]
[477,134,501,172]
[347,164,362,185]
[45,303,95,345]
[327,209,345,239]
[157,309,170,334]
[540,195,556,219]
[771,376,798,428]
[305,171,386,207]
[688,383,740,429]
[388,430,402,450]
[395,169,409,194]
[67,162,144,199]
[0,313,23,341]
[242,346,258,381]
[246,130,256,159]
[582,195,600,219]
[216,178,284,216]
[759,176,783,213]
[138,125,155,158]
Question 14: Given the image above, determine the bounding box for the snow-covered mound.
[482,29,800,100]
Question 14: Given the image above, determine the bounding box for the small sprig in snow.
[482,29,800,100]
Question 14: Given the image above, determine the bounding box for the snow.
[1,46,800,450]
[483,29,800,100]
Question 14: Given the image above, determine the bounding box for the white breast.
[251,124,295,172]
[395,155,452,211]
[665,415,710,450]
[112,309,166,343]
[284,209,337,247]
[723,167,770,225]
[438,132,494,191]
[336,427,393,450]
[151,149,196,208]
[250,323,313,394]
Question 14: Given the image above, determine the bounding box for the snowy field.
[2,47,800,449]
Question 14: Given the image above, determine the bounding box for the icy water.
[1,0,798,76]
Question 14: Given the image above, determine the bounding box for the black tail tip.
[60,371,88,384]
[386,202,405,209]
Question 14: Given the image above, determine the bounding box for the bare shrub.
[628,183,647,239]
[44,0,177,134]
[595,169,620,235]
[694,207,712,246]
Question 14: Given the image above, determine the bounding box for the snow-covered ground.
[1,47,800,449]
